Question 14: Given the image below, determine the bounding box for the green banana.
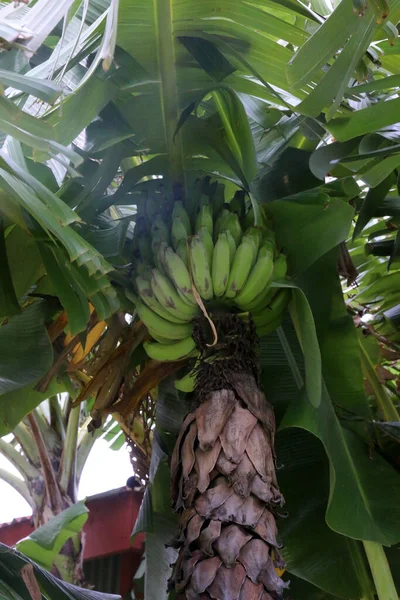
[256,314,284,337]
[225,230,236,264]
[369,0,389,23]
[188,235,213,300]
[198,226,214,268]
[151,269,198,320]
[171,216,189,250]
[272,254,288,281]
[153,240,168,276]
[225,234,254,298]
[223,213,242,247]
[175,369,197,392]
[176,238,188,266]
[164,246,197,307]
[234,243,274,309]
[151,214,170,244]
[172,201,191,235]
[199,193,211,209]
[352,0,367,14]
[212,232,231,297]
[147,328,176,344]
[135,277,188,324]
[250,288,291,326]
[136,301,193,340]
[196,204,213,237]
[214,208,230,239]
[383,20,398,45]
[244,254,288,312]
[144,336,196,361]
[245,226,263,253]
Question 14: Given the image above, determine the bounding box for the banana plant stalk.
[0,395,104,584]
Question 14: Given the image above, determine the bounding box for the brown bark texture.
[169,316,288,600]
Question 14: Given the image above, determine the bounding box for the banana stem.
[363,541,398,600]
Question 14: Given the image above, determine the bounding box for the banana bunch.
[128,178,290,363]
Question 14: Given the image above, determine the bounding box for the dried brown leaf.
[207,564,246,600]
[213,524,252,567]
[196,390,236,450]
[219,404,257,464]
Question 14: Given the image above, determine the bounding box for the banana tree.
[0,390,124,584]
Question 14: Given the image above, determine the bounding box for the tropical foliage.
[0,0,400,598]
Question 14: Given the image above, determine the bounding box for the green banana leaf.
[16,503,88,572]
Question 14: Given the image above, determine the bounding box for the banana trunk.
[169,315,287,600]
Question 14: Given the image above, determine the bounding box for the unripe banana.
[225,234,254,298]
[196,204,213,237]
[352,0,367,14]
[212,232,231,297]
[272,254,288,280]
[153,240,168,276]
[263,228,276,250]
[136,301,193,340]
[234,243,274,309]
[134,277,188,324]
[369,0,389,23]
[151,269,198,320]
[214,208,230,240]
[198,226,214,268]
[144,336,196,362]
[223,213,242,247]
[245,226,263,253]
[188,235,213,300]
[244,254,288,312]
[175,368,197,392]
[148,328,177,344]
[164,247,197,307]
[151,214,169,244]
[176,238,188,266]
[225,230,236,264]
[250,288,291,326]
[171,216,189,250]
[256,314,285,337]
[199,193,211,210]
[172,201,191,235]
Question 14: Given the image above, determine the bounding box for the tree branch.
[27,413,64,513]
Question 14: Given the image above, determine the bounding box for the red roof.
[0,487,144,560]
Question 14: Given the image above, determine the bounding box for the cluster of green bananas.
[127,178,290,363]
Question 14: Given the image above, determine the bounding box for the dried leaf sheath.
[170,369,288,599]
